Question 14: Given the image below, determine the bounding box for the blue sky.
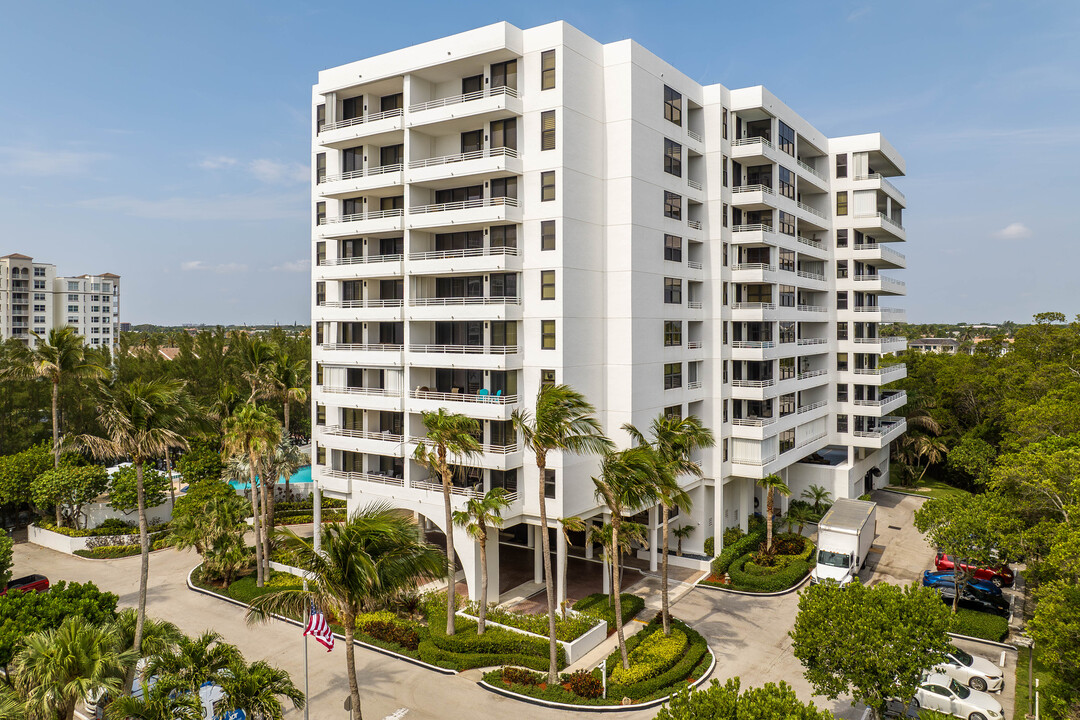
[1,0,1077,325]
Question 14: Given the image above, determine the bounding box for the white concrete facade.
[0,253,121,350]
[309,21,907,601]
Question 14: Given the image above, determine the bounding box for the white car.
[914,673,1004,720]
[935,645,1005,692]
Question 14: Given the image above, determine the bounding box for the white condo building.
[0,253,121,349]
[310,22,907,604]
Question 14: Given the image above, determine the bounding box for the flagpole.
[303,586,310,720]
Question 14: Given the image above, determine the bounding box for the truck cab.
[812,549,857,585]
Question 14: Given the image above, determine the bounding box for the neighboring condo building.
[0,253,121,349]
[310,22,908,604]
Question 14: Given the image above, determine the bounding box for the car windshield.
[950,647,973,666]
[817,550,850,568]
[950,679,970,699]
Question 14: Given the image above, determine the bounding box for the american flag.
[304,607,334,651]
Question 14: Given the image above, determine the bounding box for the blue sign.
[216,710,245,720]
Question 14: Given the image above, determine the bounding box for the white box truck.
[811,498,877,586]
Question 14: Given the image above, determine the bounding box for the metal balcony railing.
[407,344,518,355]
[797,159,826,181]
[732,136,773,150]
[320,253,403,266]
[323,468,405,487]
[323,425,404,443]
[797,201,827,219]
[408,245,517,261]
[410,389,518,405]
[409,196,518,214]
[732,223,773,234]
[732,184,774,195]
[322,107,403,132]
[408,146,517,169]
[320,343,402,351]
[320,163,403,183]
[320,299,403,309]
[320,208,403,225]
[321,386,401,398]
[408,296,520,306]
[731,263,775,272]
[408,85,518,113]
[732,416,777,427]
[732,340,775,349]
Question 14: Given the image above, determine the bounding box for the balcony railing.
[732,340,775,349]
[854,243,906,264]
[320,343,402,351]
[687,178,703,191]
[687,380,703,390]
[408,146,517,169]
[798,400,828,414]
[687,300,703,309]
[732,416,777,427]
[320,163,403,183]
[853,336,907,347]
[732,184,774,195]
[408,344,518,355]
[797,270,826,282]
[798,338,828,345]
[852,306,906,317]
[797,304,827,312]
[323,468,405,488]
[320,208,403,225]
[687,219,703,230]
[321,386,401,398]
[410,478,484,499]
[408,245,517,261]
[732,136,773,150]
[410,389,518,405]
[687,341,703,349]
[797,159,826,181]
[853,173,906,204]
[731,263,774,272]
[320,253,403,266]
[409,296,521,306]
[853,417,907,439]
[854,211,904,231]
[853,391,908,407]
[797,430,829,448]
[409,196,518,214]
[732,223,773,233]
[320,299,403,309]
[797,369,828,380]
[732,454,778,466]
[797,235,824,250]
[407,436,519,455]
[687,260,703,270]
[323,425,404,443]
[322,107,403,132]
[797,201,827,219]
[408,85,518,113]
[731,302,776,310]
[854,274,907,288]
[687,129,703,143]
[853,363,907,376]
[731,379,774,388]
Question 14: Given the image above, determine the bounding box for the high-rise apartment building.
[0,253,121,349]
[310,22,907,604]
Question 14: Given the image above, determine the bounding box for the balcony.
[797,400,828,414]
[316,343,404,365]
[318,108,404,148]
[318,163,404,198]
[853,390,908,416]
[731,263,777,284]
[407,146,521,185]
[407,86,521,128]
[320,468,405,494]
[407,196,521,230]
[853,243,906,269]
[407,343,517,355]
[796,304,828,314]
[853,212,906,242]
[849,306,907,322]
[797,159,828,189]
[405,437,522,471]
[852,417,907,447]
[731,184,776,211]
[852,274,907,295]
[406,295,521,322]
[318,208,404,237]
[852,336,907,353]
[730,136,777,163]
[730,302,776,321]
[853,173,906,206]
[317,385,403,412]
[407,388,518,421]
[852,363,908,384]
[406,344,521,371]
[407,245,519,275]
[315,299,403,322]
[731,224,828,259]
[321,425,404,455]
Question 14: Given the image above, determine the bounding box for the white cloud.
[77,192,305,221]
[249,158,309,185]
[198,155,239,170]
[180,260,248,274]
[272,259,311,273]
[993,222,1032,240]
[0,146,108,177]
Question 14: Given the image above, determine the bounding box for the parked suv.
[2,574,49,595]
[934,553,1014,587]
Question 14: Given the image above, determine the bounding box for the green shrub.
[74,545,141,559]
[951,609,1009,642]
[607,617,710,700]
[710,529,766,577]
[572,593,645,630]
[274,495,346,513]
[38,520,169,538]
[726,552,812,593]
[722,526,745,547]
[272,510,346,526]
[356,612,420,651]
[421,596,566,669]
[463,600,598,641]
[609,628,687,685]
[703,536,714,557]
[264,571,302,588]
[501,666,542,685]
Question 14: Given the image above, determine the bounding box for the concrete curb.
[476,646,716,712]
[946,631,1017,652]
[695,571,812,597]
[185,566,457,676]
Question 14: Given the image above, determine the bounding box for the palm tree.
[592,447,659,669]
[145,630,241,694]
[558,515,585,618]
[261,434,306,541]
[914,435,949,484]
[801,484,832,514]
[238,336,277,404]
[513,384,613,684]
[586,520,648,615]
[413,408,482,636]
[222,404,281,587]
[623,413,714,636]
[74,378,190,684]
[757,474,791,553]
[786,503,813,536]
[452,488,510,634]
[247,503,443,720]
[268,350,309,440]
[215,658,304,720]
[672,525,694,556]
[110,609,181,701]
[2,326,106,467]
[106,685,204,720]
[13,616,136,720]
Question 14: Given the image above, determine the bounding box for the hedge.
[73,536,174,559]
[710,529,766,577]
[38,520,170,538]
[461,600,599,642]
[572,593,646,631]
[726,550,813,593]
[742,535,814,575]
[607,617,711,700]
[951,609,1009,642]
[609,628,687,685]
[272,510,347,526]
[274,496,347,513]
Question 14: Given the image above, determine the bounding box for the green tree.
[222,404,280,587]
[624,413,714,636]
[790,581,952,719]
[785,503,813,536]
[757,474,790,553]
[655,677,837,720]
[174,439,225,485]
[672,524,694,556]
[216,658,305,720]
[913,435,949,484]
[513,384,613,684]
[105,682,204,720]
[592,447,659,669]
[412,408,481,636]
[247,503,443,720]
[801,484,832,513]
[107,466,169,517]
[452,488,510,634]
[0,533,12,589]
[110,609,182,703]
[145,630,242,694]
[260,434,305,546]
[946,434,996,484]
[267,350,309,440]
[74,378,191,688]
[0,441,53,510]
[0,581,118,670]
[33,465,109,528]
[991,435,1080,524]
[1027,581,1080,708]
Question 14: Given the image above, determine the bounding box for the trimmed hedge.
[710,529,766,577]
[952,609,1009,642]
[272,510,347,526]
[572,593,645,630]
[356,612,421,651]
[609,628,687,685]
[73,536,174,559]
[607,617,711,700]
[461,600,599,642]
[39,520,169,538]
[274,496,347,512]
[726,550,813,593]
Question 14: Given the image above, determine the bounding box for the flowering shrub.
[564,670,603,698]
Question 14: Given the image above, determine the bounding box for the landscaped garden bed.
[571,593,646,635]
[950,608,1009,642]
[482,614,713,707]
[73,536,174,559]
[700,530,814,593]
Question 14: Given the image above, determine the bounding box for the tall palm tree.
[110,609,182,701]
[413,408,481,636]
[75,378,190,684]
[238,336,277,404]
[758,473,791,552]
[215,659,304,720]
[513,384,613,684]
[269,350,309,440]
[801,484,832,513]
[914,435,949,484]
[592,446,659,669]
[3,326,106,467]
[586,520,648,608]
[261,434,306,542]
[13,616,136,720]
[452,488,510,634]
[624,413,714,636]
[222,404,281,587]
[558,515,585,618]
[145,630,241,694]
[247,503,443,720]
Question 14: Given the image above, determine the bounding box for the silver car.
[914,673,1004,720]
[935,645,1005,692]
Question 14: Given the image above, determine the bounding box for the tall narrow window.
[664,191,682,220]
[664,139,682,177]
[778,121,795,156]
[836,229,848,248]
[316,153,326,183]
[540,171,555,201]
[664,278,682,304]
[837,321,849,340]
[490,118,517,151]
[540,270,555,300]
[541,320,556,349]
[663,85,682,126]
[837,291,849,310]
[316,242,326,266]
[664,363,682,390]
[540,111,556,150]
[836,191,848,216]
[541,49,556,89]
[315,201,326,226]
[836,153,848,178]
[316,282,325,306]
[722,108,728,139]
[316,104,325,134]
[664,321,682,347]
[491,60,517,90]
[664,234,682,262]
[779,166,795,200]
[723,203,729,228]
[723,156,729,187]
[544,469,556,499]
[541,220,556,250]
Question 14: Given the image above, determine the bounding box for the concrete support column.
[740,479,750,533]
[415,510,424,543]
[713,479,725,553]
[527,524,535,549]
[485,532,501,605]
[556,528,567,609]
[533,525,543,584]
[648,506,659,572]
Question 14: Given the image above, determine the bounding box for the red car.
[2,574,50,596]
[934,553,1014,587]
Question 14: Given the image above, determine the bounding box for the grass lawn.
[889,466,972,500]
[1015,644,1053,719]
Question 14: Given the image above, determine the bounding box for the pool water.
[228,465,312,490]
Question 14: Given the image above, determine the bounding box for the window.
[665,405,682,419]
[664,321,682,347]
[33,280,45,289]
[491,60,517,90]
[490,224,517,248]
[722,108,728,139]
[837,260,848,279]
[540,270,556,300]
[836,153,848,178]
[380,93,403,112]
[723,156,729,187]
[316,445,326,465]
[316,152,326,183]
[33,267,45,277]
[316,282,325,305]
[540,369,557,388]
[780,357,795,380]
[67,316,78,324]
[836,229,848,248]
[837,353,849,371]
[490,118,517,151]
[534,110,553,151]
[722,242,729,267]
[837,291,848,310]
[540,171,556,201]
[779,285,795,307]
[541,49,556,89]
[544,469,556,499]
[779,166,794,200]
[779,429,795,454]
[67,305,78,313]
[837,414,849,433]
[663,85,682,126]
[664,278,682,304]
[836,191,848,216]
[540,220,556,250]
[778,121,795,156]
[779,322,795,344]
[67,281,79,291]
[316,405,326,426]
[779,249,795,272]
[541,320,556,349]
[664,191,682,220]
[316,104,325,134]
[837,384,849,402]
[33,293,44,301]
[722,282,728,305]
[462,75,482,94]
[664,139,682,177]
[837,321,849,340]
[723,203,729,228]
[779,394,795,417]
[342,96,362,121]
[664,362,682,390]
[491,176,517,199]
[664,234,682,262]
[316,241,326,266]
[316,201,326,225]
[490,273,518,298]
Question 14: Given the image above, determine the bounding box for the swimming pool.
[227,465,312,490]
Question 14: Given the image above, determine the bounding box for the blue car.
[922,570,1002,596]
